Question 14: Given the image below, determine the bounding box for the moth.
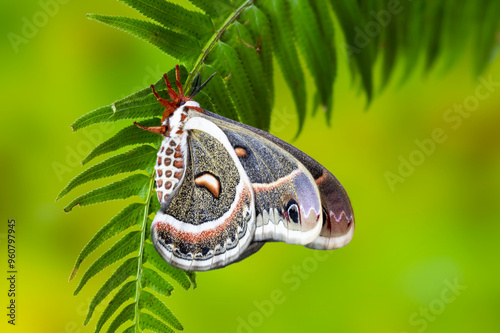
[135,66,354,271]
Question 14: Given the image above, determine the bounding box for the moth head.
[134,66,215,135]
[150,65,194,123]
[151,66,216,122]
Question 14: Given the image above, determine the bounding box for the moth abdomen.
[155,135,186,204]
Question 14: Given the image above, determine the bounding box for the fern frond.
[64,174,150,212]
[206,40,261,127]
[196,66,239,120]
[71,95,162,131]
[118,0,214,41]
[74,231,141,295]
[240,6,274,103]
[105,303,135,333]
[87,15,201,61]
[58,146,157,200]
[143,243,192,290]
[85,257,138,324]
[141,267,174,298]
[329,0,374,102]
[82,119,162,165]
[225,21,271,129]
[290,0,335,116]
[96,281,136,333]
[69,203,144,281]
[188,0,235,18]
[139,291,183,330]
[62,1,500,332]
[260,0,306,133]
[139,312,176,333]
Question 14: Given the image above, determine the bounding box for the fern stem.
[133,173,156,332]
[184,0,255,91]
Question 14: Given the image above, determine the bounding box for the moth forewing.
[151,115,256,271]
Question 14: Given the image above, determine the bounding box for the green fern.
[58,0,500,332]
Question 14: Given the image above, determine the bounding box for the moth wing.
[269,141,354,250]
[204,111,354,250]
[302,168,354,250]
[201,113,324,246]
[151,116,255,271]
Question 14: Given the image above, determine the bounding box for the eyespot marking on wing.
[194,172,221,198]
[285,199,300,223]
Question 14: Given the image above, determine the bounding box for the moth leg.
[175,64,185,98]
[184,105,204,114]
[163,73,180,104]
[133,121,166,135]
[150,84,177,122]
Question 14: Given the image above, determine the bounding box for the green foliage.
[82,119,162,165]
[58,146,157,200]
[87,15,201,61]
[85,0,500,131]
[63,174,151,212]
[95,281,137,333]
[118,0,214,41]
[69,204,143,281]
[59,0,500,332]
[85,257,138,324]
[74,231,141,295]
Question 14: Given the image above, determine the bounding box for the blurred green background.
[1,1,500,333]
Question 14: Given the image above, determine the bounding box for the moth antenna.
[191,74,201,94]
[163,73,180,104]
[190,72,217,98]
[175,65,185,98]
[194,74,202,89]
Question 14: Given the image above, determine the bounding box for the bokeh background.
[1,1,500,333]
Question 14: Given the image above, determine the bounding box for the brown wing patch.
[235,147,248,157]
[194,172,221,198]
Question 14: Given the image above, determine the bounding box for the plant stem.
[133,173,155,332]
[184,0,255,92]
